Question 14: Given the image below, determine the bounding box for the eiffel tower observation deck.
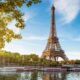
[42,5,68,61]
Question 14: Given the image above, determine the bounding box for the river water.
[0,71,80,80]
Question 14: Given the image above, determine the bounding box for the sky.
[3,0,80,59]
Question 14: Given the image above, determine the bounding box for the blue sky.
[4,0,80,59]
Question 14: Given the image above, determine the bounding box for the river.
[0,71,80,80]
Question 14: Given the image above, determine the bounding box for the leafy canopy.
[0,0,41,49]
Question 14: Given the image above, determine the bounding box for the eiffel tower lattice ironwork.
[42,5,68,61]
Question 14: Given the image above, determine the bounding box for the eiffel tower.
[42,5,68,61]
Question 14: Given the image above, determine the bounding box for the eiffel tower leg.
[54,57,58,61]
[54,57,56,61]
[49,56,51,60]
[56,57,58,61]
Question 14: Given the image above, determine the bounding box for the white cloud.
[22,13,31,22]
[66,51,80,59]
[23,10,37,22]
[74,37,80,42]
[23,35,47,41]
[59,35,80,42]
[4,42,28,54]
[44,0,80,24]
[7,20,20,34]
[53,0,80,24]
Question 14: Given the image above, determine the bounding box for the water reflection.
[0,71,80,80]
[17,72,31,80]
[42,72,68,80]
[31,72,38,80]
[0,72,18,80]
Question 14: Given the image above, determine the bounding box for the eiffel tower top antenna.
[49,2,56,41]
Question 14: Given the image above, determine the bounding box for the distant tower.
[42,5,68,61]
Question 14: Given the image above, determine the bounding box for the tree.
[0,0,41,49]
[27,54,39,66]
[75,60,80,64]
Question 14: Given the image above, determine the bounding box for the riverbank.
[16,66,80,72]
[0,66,80,72]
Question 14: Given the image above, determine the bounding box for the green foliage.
[0,0,41,49]
[75,60,80,64]
[0,50,60,66]
[1,51,80,67]
[26,0,41,7]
